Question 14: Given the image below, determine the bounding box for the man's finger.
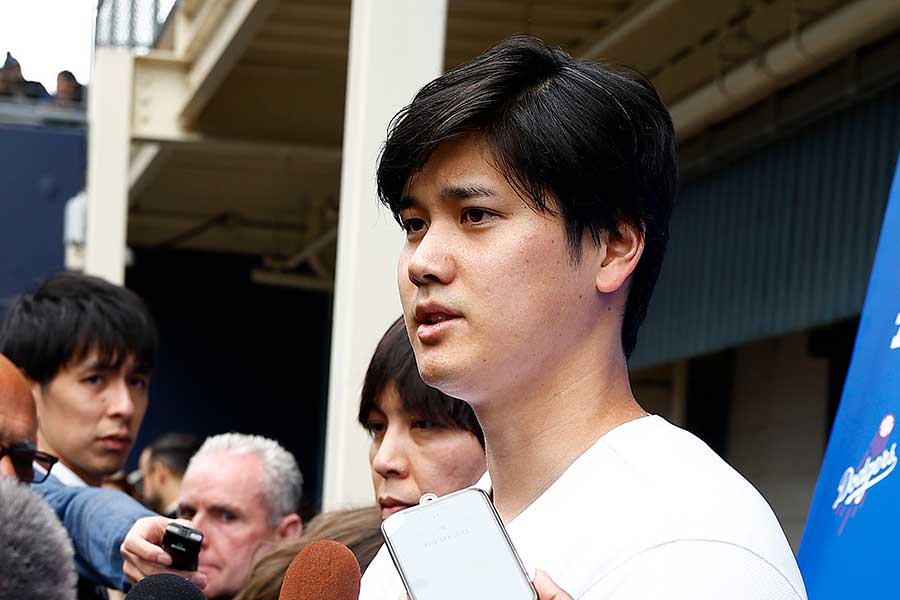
[533,570,573,600]
[122,516,173,564]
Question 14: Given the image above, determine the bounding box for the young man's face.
[33,350,149,485]
[397,135,604,406]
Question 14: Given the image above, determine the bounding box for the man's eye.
[178,508,195,519]
[401,218,426,234]
[83,374,103,385]
[412,419,434,430]
[129,377,149,390]
[221,511,237,522]
[365,421,386,436]
[461,208,493,225]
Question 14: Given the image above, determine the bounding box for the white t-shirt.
[360,415,807,600]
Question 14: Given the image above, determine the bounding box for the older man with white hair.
[124,433,304,600]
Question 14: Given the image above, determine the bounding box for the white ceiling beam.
[128,144,170,202]
[179,0,278,127]
[670,0,900,141]
[577,0,675,60]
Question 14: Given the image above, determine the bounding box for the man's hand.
[533,570,573,600]
[120,516,207,589]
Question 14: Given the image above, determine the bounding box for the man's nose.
[372,430,410,479]
[106,379,135,420]
[406,224,456,287]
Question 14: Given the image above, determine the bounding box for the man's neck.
[478,349,645,522]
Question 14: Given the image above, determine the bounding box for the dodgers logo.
[832,414,897,534]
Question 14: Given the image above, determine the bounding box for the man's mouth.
[379,497,413,518]
[97,434,132,452]
[414,302,462,324]
[414,303,462,343]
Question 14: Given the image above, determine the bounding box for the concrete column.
[323,0,448,510]
[84,47,133,285]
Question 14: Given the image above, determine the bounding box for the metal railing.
[95,0,179,50]
[0,99,87,128]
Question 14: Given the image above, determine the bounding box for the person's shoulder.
[580,538,807,600]
[513,416,803,596]
[599,416,774,514]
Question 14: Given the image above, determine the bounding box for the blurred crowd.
[0,52,85,108]
[0,271,485,600]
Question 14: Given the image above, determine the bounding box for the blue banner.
[798,152,900,598]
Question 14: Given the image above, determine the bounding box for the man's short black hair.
[0,272,158,385]
[148,432,201,477]
[358,317,484,446]
[377,35,678,357]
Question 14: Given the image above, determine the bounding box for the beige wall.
[727,331,829,550]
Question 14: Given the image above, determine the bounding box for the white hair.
[189,433,303,525]
[0,478,77,600]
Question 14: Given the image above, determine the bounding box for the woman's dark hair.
[0,272,158,385]
[358,317,483,446]
[376,35,678,357]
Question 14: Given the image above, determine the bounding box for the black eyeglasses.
[0,443,58,484]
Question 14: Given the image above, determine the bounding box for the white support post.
[84,47,133,285]
[322,0,448,510]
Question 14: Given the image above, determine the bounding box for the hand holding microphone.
[121,516,207,590]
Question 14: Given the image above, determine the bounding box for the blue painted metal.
[797,150,900,599]
[631,83,900,369]
[0,124,85,311]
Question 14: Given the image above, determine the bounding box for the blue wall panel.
[0,124,85,308]
[631,83,900,369]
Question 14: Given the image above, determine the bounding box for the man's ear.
[275,513,303,539]
[154,460,169,485]
[595,223,644,294]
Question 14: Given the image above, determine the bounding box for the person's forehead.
[0,359,37,444]
[372,386,419,422]
[65,348,141,373]
[404,136,503,200]
[0,404,38,445]
[182,453,266,505]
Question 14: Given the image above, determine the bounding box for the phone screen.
[381,488,536,600]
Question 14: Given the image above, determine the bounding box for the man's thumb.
[533,570,574,600]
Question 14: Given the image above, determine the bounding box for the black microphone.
[125,573,207,599]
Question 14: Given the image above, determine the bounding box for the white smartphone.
[381,488,537,600]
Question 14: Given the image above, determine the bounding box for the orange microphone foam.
[278,539,362,600]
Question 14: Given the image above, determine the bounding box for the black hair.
[376,35,678,357]
[358,317,484,447]
[0,272,159,385]
[148,432,202,477]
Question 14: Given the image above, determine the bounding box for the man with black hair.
[0,272,157,489]
[360,36,807,599]
[138,433,201,517]
[1,272,159,599]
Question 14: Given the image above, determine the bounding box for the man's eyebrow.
[76,359,113,373]
[398,183,497,210]
[209,502,243,514]
[441,183,497,200]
